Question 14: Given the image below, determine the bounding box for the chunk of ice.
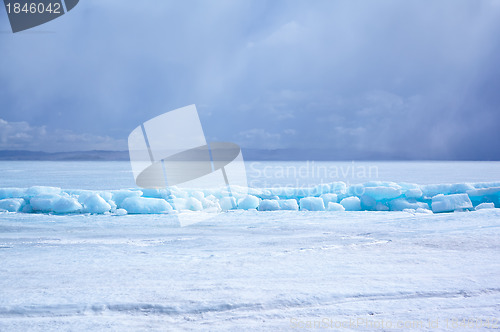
[389,198,429,211]
[320,193,338,205]
[0,188,26,199]
[186,197,203,211]
[26,186,61,197]
[327,202,345,211]
[30,195,82,213]
[299,197,325,211]
[115,208,128,216]
[278,199,299,211]
[259,199,280,211]
[1,181,499,215]
[0,198,26,212]
[121,197,172,214]
[431,194,473,213]
[30,195,59,213]
[112,190,143,206]
[220,197,237,211]
[84,194,112,214]
[340,197,361,211]
[475,202,495,210]
[363,187,402,200]
[237,195,260,210]
[52,196,83,214]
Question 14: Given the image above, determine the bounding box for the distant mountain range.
[0,149,351,161]
[0,150,130,161]
[0,149,496,161]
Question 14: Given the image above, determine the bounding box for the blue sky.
[1,0,500,159]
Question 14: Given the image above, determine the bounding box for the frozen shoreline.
[0,180,499,215]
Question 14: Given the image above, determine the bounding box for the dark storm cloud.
[0,0,499,159]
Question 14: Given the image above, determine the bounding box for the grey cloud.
[0,118,126,152]
[1,0,499,159]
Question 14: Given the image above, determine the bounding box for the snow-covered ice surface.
[0,161,499,331]
[1,210,499,331]
[1,161,500,189]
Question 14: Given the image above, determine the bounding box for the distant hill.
[1,149,494,161]
[0,149,339,161]
[0,150,130,161]
[0,149,349,161]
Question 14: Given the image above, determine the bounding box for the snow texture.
[0,209,499,331]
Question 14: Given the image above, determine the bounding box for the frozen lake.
[0,161,499,331]
[0,161,500,189]
[0,210,499,331]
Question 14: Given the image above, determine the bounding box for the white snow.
[1,161,499,330]
[0,209,499,331]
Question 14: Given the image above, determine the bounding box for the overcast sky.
[1,0,499,159]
